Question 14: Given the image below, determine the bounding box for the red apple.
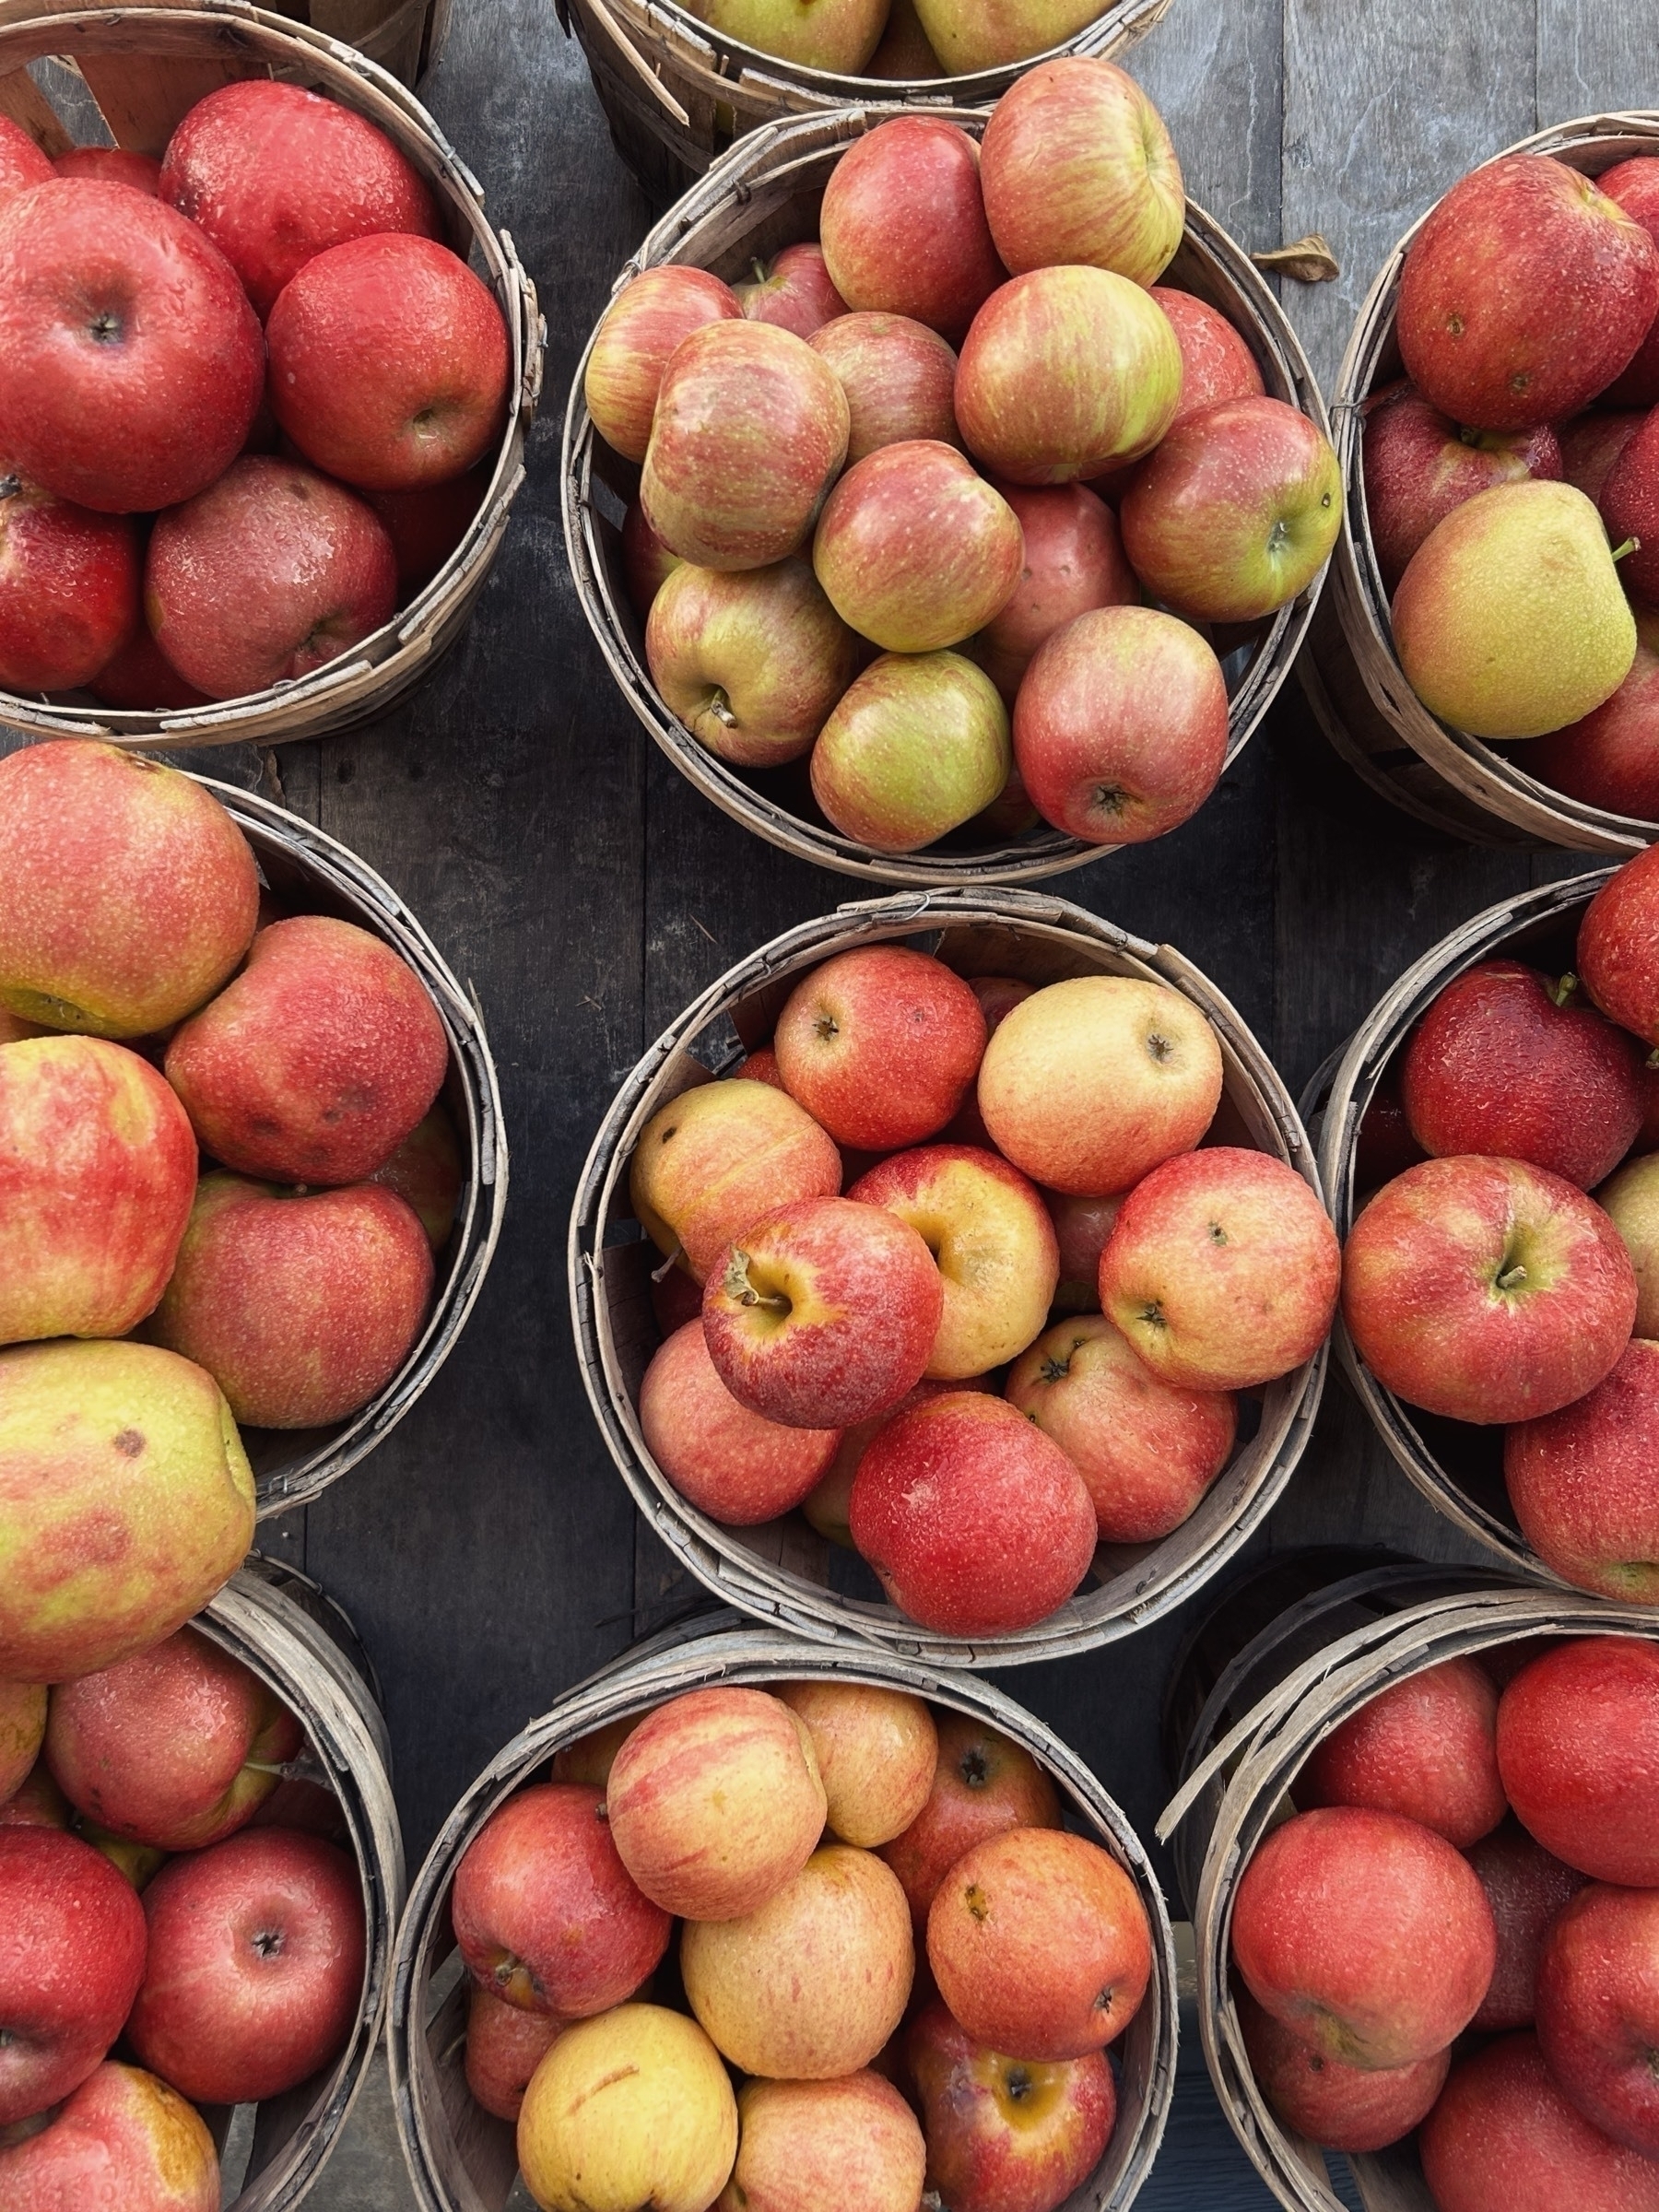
[0,2061,218,2211]
[629,1077,841,1286]
[1529,611,1659,818]
[0,118,51,206]
[1340,1155,1639,1423]
[1046,1190,1121,1312]
[465,1983,561,2123]
[1535,1883,1659,2154]
[147,456,397,699]
[879,1710,1060,1929]
[639,1318,840,1524]
[1593,156,1659,405]
[583,265,741,464]
[720,2070,925,2212]
[1397,155,1659,430]
[907,1996,1114,2212]
[1237,1989,1448,2152]
[736,242,847,339]
[818,117,1004,343]
[364,467,485,591]
[645,556,856,766]
[1361,382,1562,589]
[975,481,1136,702]
[809,312,959,464]
[88,626,208,712]
[1580,842,1659,1044]
[800,1374,987,1547]
[621,496,681,616]
[0,180,263,512]
[1504,1337,1659,1599]
[165,913,450,1186]
[1297,1656,1506,1845]
[0,1826,147,2123]
[368,1103,463,1251]
[0,472,138,692]
[1497,1636,1659,1887]
[53,147,161,194]
[772,946,987,1151]
[1559,409,1646,503]
[1466,1818,1587,2031]
[1597,407,1659,604]
[810,647,1010,851]
[813,440,1022,653]
[1153,286,1265,432]
[1419,2032,1659,2212]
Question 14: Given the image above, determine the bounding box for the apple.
[736,241,848,338]
[810,312,959,464]
[773,945,986,1152]
[53,147,161,193]
[849,1391,1098,1636]
[1504,1337,1659,1599]
[810,649,1011,850]
[0,740,258,1039]
[1596,408,1659,606]
[368,1103,463,1252]
[629,1077,841,1284]
[1497,1636,1659,1886]
[907,1996,1114,2212]
[1006,1312,1236,1544]
[75,1815,168,1893]
[1396,155,1659,429]
[165,914,450,1186]
[1559,409,1646,503]
[777,1679,937,1849]
[1597,158,1659,403]
[1237,1989,1448,2152]
[1535,1883,1659,2154]
[147,456,398,699]
[621,499,682,620]
[0,472,138,692]
[813,440,1022,652]
[818,118,1005,343]
[680,1842,913,2078]
[1046,1192,1120,1312]
[0,1825,147,2122]
[928,1825,1151,2061]
[0,180,263,512]
[1230,1805,1496,2068]
[363,466,485,591]
[0,2061,219,2212]
[88,626,209,712]
[974,481,1136,701]
[880,1709,1060,1927]
[452,1780,670,2017]
[865,0,939,74]
[1153,285,1266,427]
[1598,1154,1659,1338]
[957,267,1182,485]
[1361,382,1562,589]
[800,1375,987,1547]
[1528,610,1659,818]
[1580,842,1659,1044]
[0,1761,68,1828]
[465,1983,561,2123]
[716,2071,925,2212]
[517,2004,737,2212]
[646,556,856,766]
[585,265,741,464]
[1297,1656,1506,1845]
[0,118,51,205]
[1466,1819,1587,2031]
[1419,2032,1659,2212]
[1340,1155,1638,1423]
[936,976,1032,1143]
[911,0,1106,71]
[639,1319,839,1524]
[551,1713,642,1789]
[0,1681,44,1806]
[641,321,850,571]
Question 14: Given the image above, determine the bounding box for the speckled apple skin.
[1298,1656,1508,1847]
[1497,1638,1659,1888]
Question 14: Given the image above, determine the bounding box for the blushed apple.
[1466,1819,1586,2030]
[629,1077,841,1284]
[1420,2033,1659,2212]
[369,1103,464,1252]
[0,117,51,205]
[1361,382,1562,590]
[1579,840,1659,1044]
[1237,1989,1448,2153]
[1296,1656,1507,1845]
[1047,1191,1121,1312]
[810,649,1010,850]
[0,1825,147,2123]
[639,1319,840,1524]
[622,497,682,617]
[880,1710,1061,1928]
[810,312,960,463]
[813,440,1022,653]
[777,1679,937,1849]
[584,265,741,463]
[54,147,162,193]
[0,2061,219,2212]
[1496,1635,1659,1887]
[735,241,848,337]
[465,1983,562,2123]
[1535,1882,1659,2153]
[1528,608,1659,818]
[818,117,1004,343]
[975,480,1136,702]
[646,556,856,766]
[716,2071,925,2212]
[908,1997,1114,2212]
[774,945,987,1151]
[0,473,137,691]
[1504,1337,1659,1599]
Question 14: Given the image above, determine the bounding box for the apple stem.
[739,1288,790,1313]
[650,1243,687,1284]
[1549,971,1580,1008]
[1613,536,1641,563]
[1496,1263,1528,1291]
[707,692,736,728]
[750,259,768,286]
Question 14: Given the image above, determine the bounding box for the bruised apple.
[908,1998,1114,2212]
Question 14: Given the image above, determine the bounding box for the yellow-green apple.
[907,1996,1113,2212]
[1504,1338,1659,1598]
[777,1679,937,1848]
[465,1983,562,2123]
[1467,1820,1586,2030]
[849,1391,1097,1635]
[0,740,258,1039]
[629,1077,841,1283]
[165,914,450,1186]
[1230,1806,1496,2067]
[0,1759,67,1828]
[1599,1154,1659,1335]
[1535,1884,1659,2152]
[622,497,681,617]
[146,456,398,699]
[1006,1312,1235,1543]
[702,1194,943,1427]
[715,2071,925,2212]
[516,2003,737,2212]
[0,1680,44,1806]
[849,1144,1058,1375]
[810,312,960,464]
[1154,286,1265,430]
[158,79,441,319]
[974,481,1136,702]
[0,1826,147,2121]
[1047,1191,1120,1312]
[1580,841,1659,1044]
[452,1782,670,2012]
[911,0,1102,72]
[55,148,161,190]
[735,241,848,336]
[681,1841,912,2077]
[800,1373,989,1545]
[1397,156,1659,431]
[45,1624,300,1852]
[1361,382,1562,590]
[369,1102,464,1252]
[819,118,1005,342]
[645,557,857,766]
[1297,1657,1506,1845]
[1402,960,1642,1189]
[606,1686,827,1920]
[880,1710,1060,1928]
[928,1826,1150,2061]
[88,625,209,712]
[1420,2032,1659,2212]
[979,57,1182,284]
[1100,1147,1341,1391]
[0,2061,218,2212]
[146,1173,435,1430]
[1529,609,1659,818]
[641,321,850,570]
[810,649,1010,850]
[688,0,887,68]
[75,1818,167,1892]
[813,440,1022,652]
[551,1712,642,1789]
[979,974,1223,1196]
[584,265,741,464]
[1598,158,1659,403]
[639,1319,840,1524]
[0,180,263,512]
[1497,1636,1659,1886]
[1120,394,1341,621]
[0,475,138,690]
[0,1036,196,1344]
[1014,604,1229,843]
[0,118,50,204]
[1237,1989,1448,2153]
[1559,409,1645,502]
[957,267,1181,485]
[0,1338,254,1682]
[1340,1154,1638,1423]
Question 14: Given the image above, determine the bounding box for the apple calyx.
[1091,782,1130,818]
[0,474,18,504]
[1135,1299,1168,1333]
[959,1747,991,1789]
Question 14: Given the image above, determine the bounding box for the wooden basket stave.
[388,1616,1179,2212]
[562,107,1335,887]
[0,0,540,752]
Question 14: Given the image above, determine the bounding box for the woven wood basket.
[562,107,1335,888]
[569,886,1331,1666]
[194,1556,405,2211]
[1315,112,1659,853]
[0,0,540,751]
[198,772,508,1517]
[388,1615,1178,2212]
[1156,1583,1659,2212]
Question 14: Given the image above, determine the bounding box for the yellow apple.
[629,1077,841,1283]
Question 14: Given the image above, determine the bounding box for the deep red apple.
[0,470,139,691]
[1504,1336,1659,1599]
[1535,1883,1659,2154]
[1497,1636,1659,1886]
[0,1825,147,2124]
[1046,1189,1121,1311]
[818,116,1005,342]
[1420,2032,1659,2212]
[772,945,987,1151]
[88,626,208,712]
[809,311,959,464]
[1597,406,1659,604]
[1579,842,1659,1044]
[1558,409,1645,502]
[0,117,51,206]
[1528,606,1659,819]
[1297,1656,1507,1846]
[1597,157,1659,404]
[364,466,486,591]
[465,1983,561,2123]
[736,241,847,339]
[1466,1818,1587,2031]
[1237,1989,1448,2152]
[53,147,161,194]
[974,480,1136,701]
[639,1318,840,1524]
[1361,381,1562,590]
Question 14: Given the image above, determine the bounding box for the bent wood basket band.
[1305,111,1659,852]
[196,1556,406,2212]
[568,885,1330,1666]
[388,1617,1179,2212]
[202,772,508,1516]
[1308,866,1620,1588]
[0,0,542,752]
[562,107,1335,888]
[1155,1584,1659,2212]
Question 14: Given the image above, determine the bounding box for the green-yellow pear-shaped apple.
[1392,480,1638,739]
[682,0,889,70]
[912,0,1103,73]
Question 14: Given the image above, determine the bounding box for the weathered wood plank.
[1536,1,1659,119]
